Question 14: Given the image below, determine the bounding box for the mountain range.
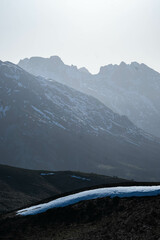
[0,60,160,181]
[19,56,160,137]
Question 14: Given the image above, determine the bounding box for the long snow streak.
[17,186,160,216]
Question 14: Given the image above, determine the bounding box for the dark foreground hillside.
[0,164,129,214]
[1,195,160,240]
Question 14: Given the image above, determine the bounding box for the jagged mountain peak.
[79,67,90,74]
[18,56,91,77]
[98,61,148,75]
[49,55,64,64]
[119,61,127,67]
[19,56,65,69]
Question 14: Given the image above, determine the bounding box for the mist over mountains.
[0,60,160,181]
[19,56,160,138]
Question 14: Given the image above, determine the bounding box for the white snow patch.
[51,120,66,129]
[0,105,10,117]
[32,106,65,129]
[7,88,11,95]
[71,175,90,181]
[18,82,23,88]
[17,185,160,216]
[4,73,20,80]
[31,105,50,120]
[44,110,54,117]
[40,173,55,176]
[124,137,140,147]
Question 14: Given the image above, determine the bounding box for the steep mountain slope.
[0,164,128,213]
[1,60,160,181]
[19,56,160,137]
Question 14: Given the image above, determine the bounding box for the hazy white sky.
[0,0,160,73]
